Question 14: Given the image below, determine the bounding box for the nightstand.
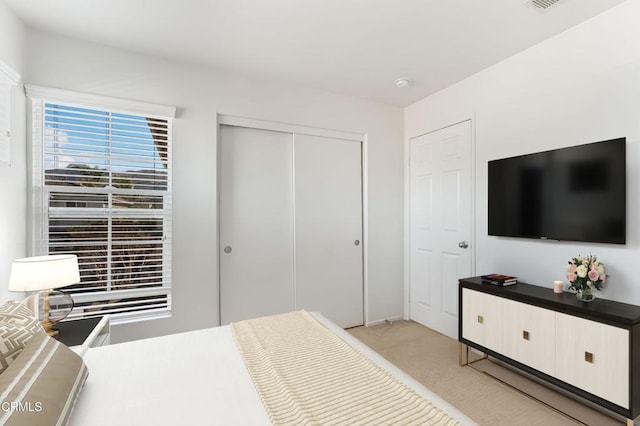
[53,315,110,354]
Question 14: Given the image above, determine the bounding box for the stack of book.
[481,274,517,286]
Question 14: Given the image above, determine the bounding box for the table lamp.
[9,254,80,336]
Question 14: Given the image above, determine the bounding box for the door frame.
[216,114,369,325]
[404,116,477,322]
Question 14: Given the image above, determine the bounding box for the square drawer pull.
[522,330,530,340]
[585,352,594,363]
[477,315,483,324]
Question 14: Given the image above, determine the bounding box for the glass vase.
[576,283,595,302]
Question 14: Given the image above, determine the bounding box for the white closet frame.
[216,114,370,325]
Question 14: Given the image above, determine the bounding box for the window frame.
[26,85,176,325]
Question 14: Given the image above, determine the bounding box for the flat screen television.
[488,138,626,244]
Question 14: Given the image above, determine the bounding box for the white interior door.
[294,134,363,328]
[409,120,472,338]
[220,125,294,324]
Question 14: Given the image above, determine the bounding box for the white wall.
[21,30,405,342]
[405,1,640,306]
[0,2,26,303]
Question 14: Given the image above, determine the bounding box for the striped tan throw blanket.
[232,311,460,426]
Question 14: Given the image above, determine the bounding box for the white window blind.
[27,86,175,324]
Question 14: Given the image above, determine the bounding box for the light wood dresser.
[459,277,640,424]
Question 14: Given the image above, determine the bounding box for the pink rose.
[590,262,598,271]
[588,269,599,281]
[566,272,577,282]
[567,264,577,273]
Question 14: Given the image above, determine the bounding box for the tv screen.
[488,138,626,244]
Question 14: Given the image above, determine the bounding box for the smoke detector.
[394,78,410,89]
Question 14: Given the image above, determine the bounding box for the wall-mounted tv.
[488,138,626,244]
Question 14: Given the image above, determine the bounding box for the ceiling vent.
[530,0,561,9]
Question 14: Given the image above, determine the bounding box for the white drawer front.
[555,312,629,408]
[462,288,502,352]
[501,299,555,376]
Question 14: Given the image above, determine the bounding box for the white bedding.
[70,313,477,425]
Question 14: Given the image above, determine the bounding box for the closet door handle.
[354,240,360,246]
[223,246,232,254]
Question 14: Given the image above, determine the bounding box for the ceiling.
[2,0,629,107]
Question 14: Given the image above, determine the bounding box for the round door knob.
[224,246,232,254]
[458,241,469,249]
[354,240,360,246]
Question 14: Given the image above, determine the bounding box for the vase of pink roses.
[566,255,606,302]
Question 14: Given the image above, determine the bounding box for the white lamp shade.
[9,255,80,292]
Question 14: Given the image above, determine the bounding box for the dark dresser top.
[460,276,640,327]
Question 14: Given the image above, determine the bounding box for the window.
[27,86,175,324]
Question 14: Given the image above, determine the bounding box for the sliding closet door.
[294,134,363,328]
[219,125,294,324]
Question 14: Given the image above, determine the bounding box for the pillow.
[0,300,45,374]
[0,331,88,426]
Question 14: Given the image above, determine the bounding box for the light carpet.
[348,320,626,426]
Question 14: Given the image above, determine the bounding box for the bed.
[1,304,477,425]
